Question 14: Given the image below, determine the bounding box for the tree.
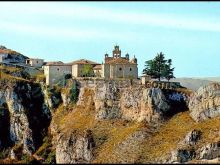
[163,59,175,81]
[81,64,94,77]
[143,52,175,81]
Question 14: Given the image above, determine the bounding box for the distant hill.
[194,77,220,82]
[170,78,218,91]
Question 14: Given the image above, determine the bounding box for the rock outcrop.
[169,130,201,163]
[0,80,51,156]
[197,141,220,160]
[178,129,201,147]
[55,130,95,164]
[0,46,28,63]
[92,80,188,123]
[168,129,220,163]
[189,83,220,122]
[52,80,188,164]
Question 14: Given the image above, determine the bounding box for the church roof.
[69,59,100,65]
[106,57,135,64]
[45,61,71,66]
[93,64,102,70]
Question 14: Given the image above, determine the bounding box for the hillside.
[170,78,215,91]
[0,45,28,64]
[0,65,219,164]
[197,76,220,82]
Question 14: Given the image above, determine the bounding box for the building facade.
[43,61,72,86]
[70,59,101,78]
[26,58,44,67]
[102,45,138,79]
[43,45,138,86]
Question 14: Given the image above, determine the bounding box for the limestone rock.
[168,129,220,163]
[61,92,71,107]
[92,80,187,123]
[170,149,196,163]
[0,81,51,156]
[178,129,201,147]
[197,141,220,160]
[189,83,220,122]
[55,130,95,164]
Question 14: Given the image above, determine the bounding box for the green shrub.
[45,151,56,164]
[70,85,79,104]
[0,149,9,159]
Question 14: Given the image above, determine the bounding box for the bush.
[45,151,56,164]
[35,74,45,82]
[0,149,9,159]
[70,85,80,104]
[64,74,72,79]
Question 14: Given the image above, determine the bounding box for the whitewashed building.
[26,58,44,67]
[43,61,72,86]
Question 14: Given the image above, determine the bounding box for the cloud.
[1,1,220,40]
[0,21,139,41]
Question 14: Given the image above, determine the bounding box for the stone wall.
[102,63,138,79]
[74,78,141,89]
[44,65,72,86]
[26,59,44,68]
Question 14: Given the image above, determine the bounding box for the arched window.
[57,68,60,71]
[119,67,122,71]
[130,68,132,71]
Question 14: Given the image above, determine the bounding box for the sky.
[1,1,220,78]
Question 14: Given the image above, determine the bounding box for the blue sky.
[1,2,220,78]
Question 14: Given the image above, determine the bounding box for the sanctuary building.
[43,45,138,86]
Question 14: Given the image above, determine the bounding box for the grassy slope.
[139,111,220,163]
[52,87,220,163]
[53,88,146,163]
[0,65,29,82]
[1,77,219,164]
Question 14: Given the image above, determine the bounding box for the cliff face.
[189,83,220,122]
[1,77,220,164]
[78,80,188,123]
[55,130,95,164]
[52,80,189,164]
[0,80,51,159]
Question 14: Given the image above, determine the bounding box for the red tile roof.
[45,61,71,66]
[93,64,102,70]
[69,59,100,65]
[105,58,134,64]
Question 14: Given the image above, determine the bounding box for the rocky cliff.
[0,79,51,162]
[51,79,189,164]
[1,75,220,164]
[189,82,220,122]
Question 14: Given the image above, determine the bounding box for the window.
[37,61,38,63]
[130,68,132,71]
[57,68,60,71]
[119,68,122,71]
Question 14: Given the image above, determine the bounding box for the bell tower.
[112,45,121,58]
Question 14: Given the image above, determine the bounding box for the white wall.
[44,65,72,86]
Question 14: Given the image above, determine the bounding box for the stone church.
[102,45,138,79]
[43,45,138,86]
